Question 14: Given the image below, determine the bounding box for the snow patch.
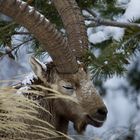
[34,57,47,70]
[17,86,30,95]
[89,0,140,44]
[123,0,140,21]
[29,7,34,13]
[22,72,37,85]
[89,30,110,44]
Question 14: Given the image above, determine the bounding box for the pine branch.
[85,8,140,29]
[0,22,15,32]
[85,8,98,18]
[87,18,140,29]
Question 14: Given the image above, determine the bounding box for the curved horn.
[52,0,88,59]
[0,0,78,74]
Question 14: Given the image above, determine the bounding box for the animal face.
[30,57,108,133]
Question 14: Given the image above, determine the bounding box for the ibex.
[0,0,108,139]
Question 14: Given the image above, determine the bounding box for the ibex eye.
[63,86,74,90]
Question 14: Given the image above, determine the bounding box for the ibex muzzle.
[30,57,108,134]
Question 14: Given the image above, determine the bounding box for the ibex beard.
[29,57,108,135]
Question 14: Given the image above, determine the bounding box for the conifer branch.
[85,8,140,29]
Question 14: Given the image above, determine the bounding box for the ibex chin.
[0,0,108,139]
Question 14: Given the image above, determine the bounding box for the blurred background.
[0,0,140,139]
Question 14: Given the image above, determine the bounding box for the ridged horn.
[52,0,88,59]
[0,0,78,74]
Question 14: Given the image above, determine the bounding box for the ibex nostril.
[97,107,108,117]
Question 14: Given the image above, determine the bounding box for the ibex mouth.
[73,121,87,134]
[73,114,106,133]
[86,115,105,127]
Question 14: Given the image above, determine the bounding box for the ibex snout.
[96,106,108,120]
[86,106,108,127]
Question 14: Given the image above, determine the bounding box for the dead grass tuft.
[0,87,60,139]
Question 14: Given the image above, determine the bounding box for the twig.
[13,31,32,35]
[87,18,140,29]
[85,8,140,29]
[85,8,98,18]
[123,31,140,46]
[10,38,34,52]
[0,22,16,31]
[1,38,34,57]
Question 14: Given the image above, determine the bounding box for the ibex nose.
[96,107,108,120]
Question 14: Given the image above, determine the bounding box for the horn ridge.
[0,0,78,74]
[52,0,89,59]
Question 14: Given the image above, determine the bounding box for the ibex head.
[30,56,107,133]
[0,0,108,135]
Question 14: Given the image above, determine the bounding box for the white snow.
[11,27,33,71]
[19,1,26,9]
[104,61,108,65]
[33,57,47,70]
[17,86,30,95]
[122,0,140,21]
[44,55,52,63]
[29,7,34,13]
[89,0,140,44]
[47,0,52,5]
[22,72,37,85]
[89,30,110,44]
[117,0,130,4]
[89,26,124,44]
[116,0,130,9]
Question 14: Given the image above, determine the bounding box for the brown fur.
[22,57,108,140]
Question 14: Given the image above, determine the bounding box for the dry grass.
[31,85,78,103]
[0,87,61,139]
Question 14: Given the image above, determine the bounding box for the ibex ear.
[29,56,47,83]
